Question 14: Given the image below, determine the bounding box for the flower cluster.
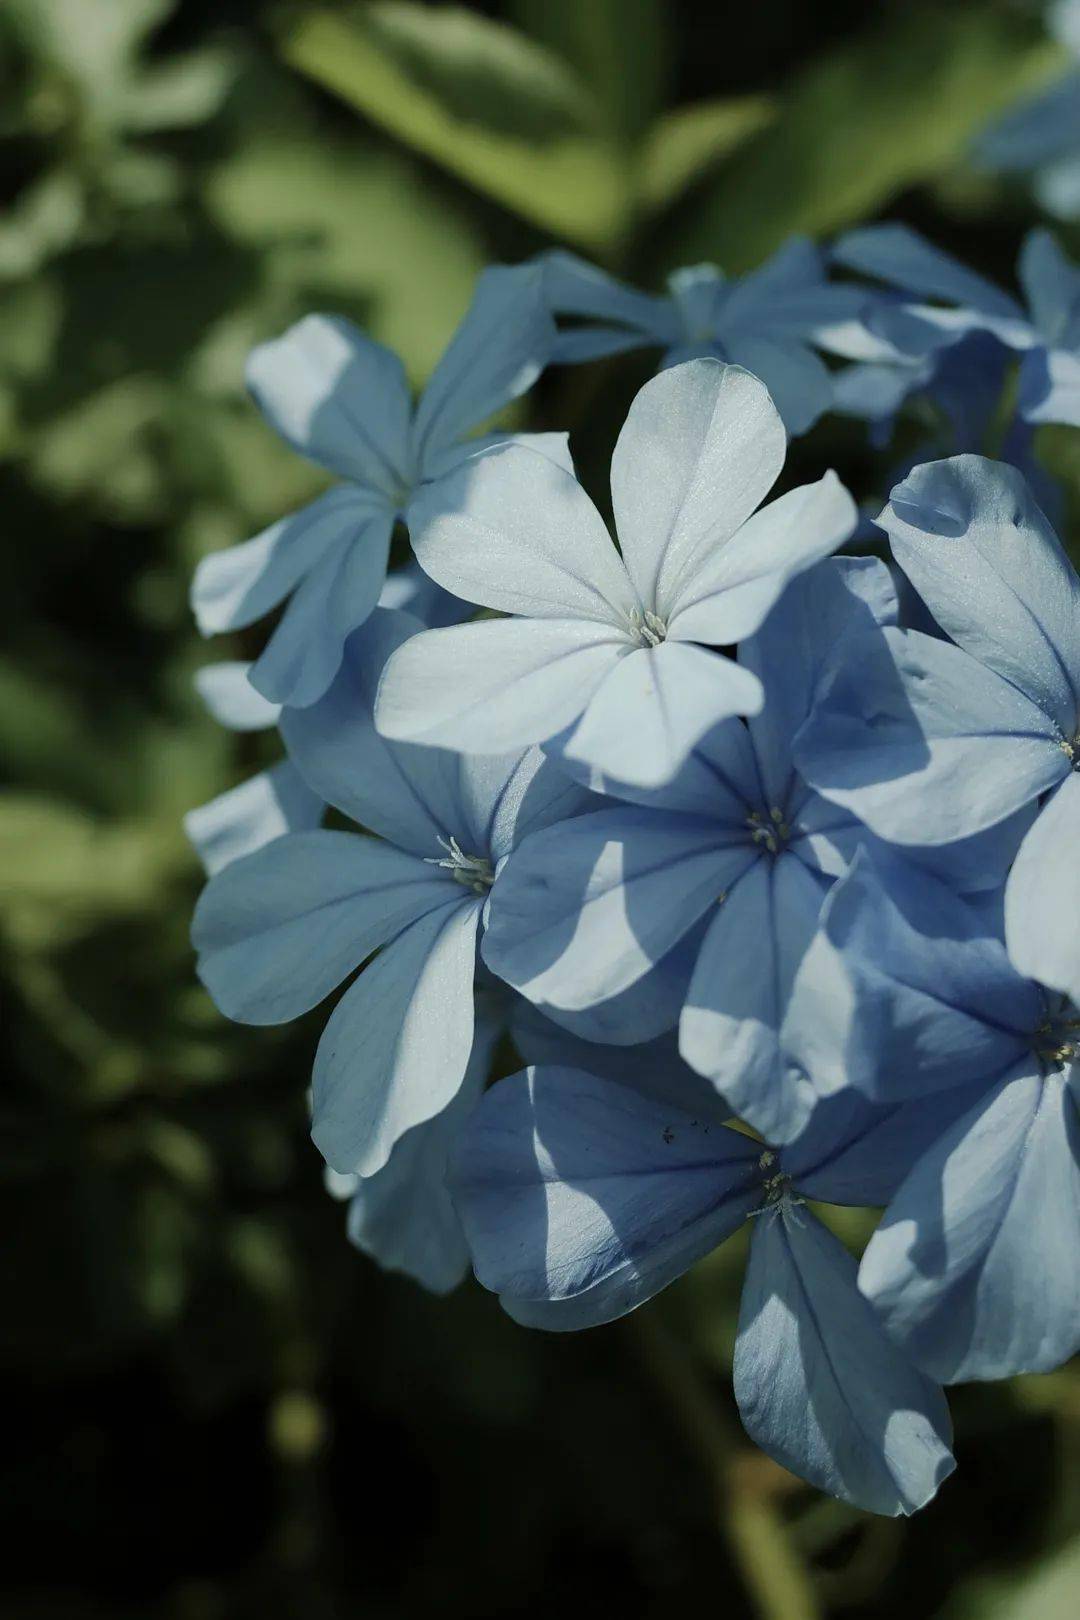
[187,239,1080,1517]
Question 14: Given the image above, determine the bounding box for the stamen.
[424,835,495,896]
[627,607,668,648]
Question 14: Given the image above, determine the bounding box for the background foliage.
[2,2,1078,1615]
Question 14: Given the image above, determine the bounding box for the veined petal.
[374,618,625,751]
[562,642,764,789]
[1017,227,1080,344]
[419,429,573,485]
[735,1204,955,1515]
[781,850,1039,1105]
[449,1065,761,1304]
[1019,343,1080,425]
[249,511,393,708]
[185,763,322,877]
[666,473,857,645]
[311,898,480,1177]
[721,335,832,435]
[407,442,635,622]
[680,854,828,1144]
[881,456,1080,732]
[1005,772,1080,1004]
[412,264,556,456]
[859,1069,1080,1381]
[482,806,753,1010]
[192,486,383,636]
[192,829,456,1024]
[794,626,1068,845]
[609,360,785,612]
[541,250,670,331]
[246,315,411,494]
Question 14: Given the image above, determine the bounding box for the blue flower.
[190,265,562,709]
[784,849,1080,1383]
[832,222,1080,429]
[796,453,1080,1005]
[540,238,868,434]
[375,360,857,790]
[481,557,1027,1144]
[449,1063,956,1514]
[192,607,597,1180]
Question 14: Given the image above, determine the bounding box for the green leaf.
[508,0,670,146]
[660,6,1065,272]
[640,96,774,216]
[280,3,629,250]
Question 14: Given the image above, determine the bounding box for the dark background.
[3,2,1079,1615]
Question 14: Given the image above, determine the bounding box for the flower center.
[424,835,495,895]
[627,607,668,648]
[1062,732,1080,769]
[746,806,790,855]
[1033,994,1080,1070]
[749,1148,804,1218]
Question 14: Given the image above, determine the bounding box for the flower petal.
[184,763,322,877]
[192,830,456,1024]
[449,1065,761,1304]
[249,511,393,708]
[194,661,279,731]
[859,1069,1080,1381]
[411,264,556,455]
[1005,771,1080,1005]
[881,456,1080,732]
[482,805,752,1010]
[722,335,832,435]
[407,442,635,622]
[735,1204,955,1515]
[667,472,857,646]
[374,618,625,751]
[680,854,828,1144]
[794,626,1068,845]
[561,642,764,789]
[832,224,1023,321]
[609,360,785,612]
[311,898,480,1177]
[246,315,411,495]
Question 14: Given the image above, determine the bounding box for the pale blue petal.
[311,898,480,1177]
[721,335,832,435]
[249,511,393,708]
[529,931,699,1046]
[781,850,1039,1105]
[666,473,857,646]
[246,315,411,496]
[541,250,669,333]
[1005,772,1080,1004]
[1019,343,1080,424]
[609,360,785,612]
[561,642,764,789]
[374,618,625,751]
[194,662,279,731]
[1017,228,1080,343]
[465,745,595,864]
[741,556,899,806]
[411,264,555,456]
[795,626,1068,845]
[184,763,322,877]
[735,1204,955,1515]
[419,428,573,484]
[378,559,474,628]
[680,854,828,1143]
[449,1065,761,1304]
[551,326,652,363]
[279,607,463,856]
[192,830,456,1024]
[341,1013,498,1294]
[977,72,1080,173]
[482,806,753,1010]
[881,456,1080,730]
[192,487,383,636]
[859,1069,1080,1381]
[545,711,760,820]
[832,224,1023,321]
[408,442,636,622]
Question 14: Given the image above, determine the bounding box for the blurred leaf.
[948,1536,1080,1620]
[0,794,184,946]
[122,48,235,132]
[28,376,170,517]
[204,135,485,381]
[280,3,629,250]
[509,0,669,146]
[640,95,775,216]
[0,174,83,280]
[661,6,1065,271]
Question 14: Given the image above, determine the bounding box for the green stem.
[628,1311,821,1620]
